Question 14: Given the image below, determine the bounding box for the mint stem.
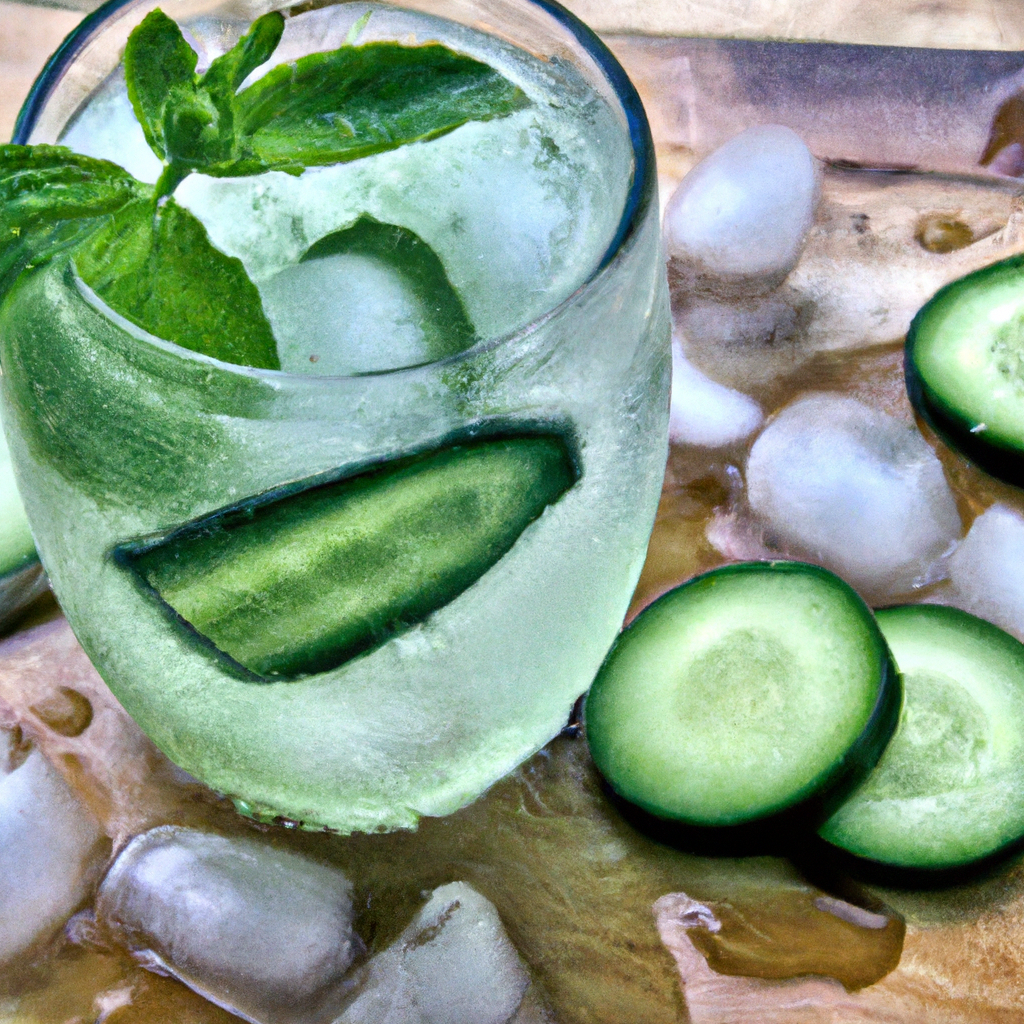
[155,163,190,201]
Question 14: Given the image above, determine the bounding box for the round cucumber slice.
[820,603,1024,871]
[585,561,900,829]
[906,254,1024,486]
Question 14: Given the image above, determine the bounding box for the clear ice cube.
[664,125,820,295]
[338,882,531,1024]
[95,826,360,1024]
[745,394,962,599]
[669,336,763,448]
[949,504,1024,641]
[0,730,106,966]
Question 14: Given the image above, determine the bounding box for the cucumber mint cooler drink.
[0,0,669,832]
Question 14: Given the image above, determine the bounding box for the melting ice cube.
[338,882,532,1024]
[664,125,821,295]
[746,394,962,599]
[669,338,763,448]
[949,504,1024,640]
[0,729,106,966]
[96,826,360,1024]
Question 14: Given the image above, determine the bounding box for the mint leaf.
[302,215,475,361]
[0,144,149,293]
[122,9,527,186]
[234,42,529,171]
[124,10,198,162]
[74,198,280,370]
[125,10,285,196]
[203,12,284,97]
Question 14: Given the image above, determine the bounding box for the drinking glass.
[2,0,670,833]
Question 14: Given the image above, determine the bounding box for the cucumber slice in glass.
[585,561,900,829]
[121,435,576,679]
[906,254,1024,486]
[820,603,1024,871]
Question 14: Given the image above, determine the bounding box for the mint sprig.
[0,145,149,293]
[125,10,285,197]
[126,8,528,190]
[1,7,528,369]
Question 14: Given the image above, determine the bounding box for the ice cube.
[95,826,360,1024]
[948,504,1024,640]
[669,337,763,447]
[59,70,162,185]
[338,882,531,1024]
[746,394,962,599]
[0,729,106,966]
[664,125,820,295]
[260,252,441,375]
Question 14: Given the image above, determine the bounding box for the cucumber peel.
[820,604,1024,871]
[585,561,900,829]
[121,435,576,679]
[906,254,1024,487]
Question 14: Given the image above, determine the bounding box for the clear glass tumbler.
[2,0,670,832]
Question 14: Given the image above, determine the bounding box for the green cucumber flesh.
[585,561,900,829]
[906,254,1024,486]
[819,603,1024,871]
[122,434,576,679]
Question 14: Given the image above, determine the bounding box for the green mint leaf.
[74,197,280,370]
[232,42,529,171]
[301,215,475,362]
[124,10,198,162]
[203,11,285,96]
[126,9,286,195]
[0,144,148,294]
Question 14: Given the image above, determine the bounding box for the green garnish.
[74,196,280,370]
[125,11,286,197]
[0,8,527,368]
[0,145,148,294]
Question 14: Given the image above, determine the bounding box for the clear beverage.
[1,0,670,833]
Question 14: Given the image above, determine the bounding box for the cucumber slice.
[585,561,900,828]
[819,603,1024,871]
[906,254,1024,486]
[121,435,576,679]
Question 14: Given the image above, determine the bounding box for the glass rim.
[12,0,657,383]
